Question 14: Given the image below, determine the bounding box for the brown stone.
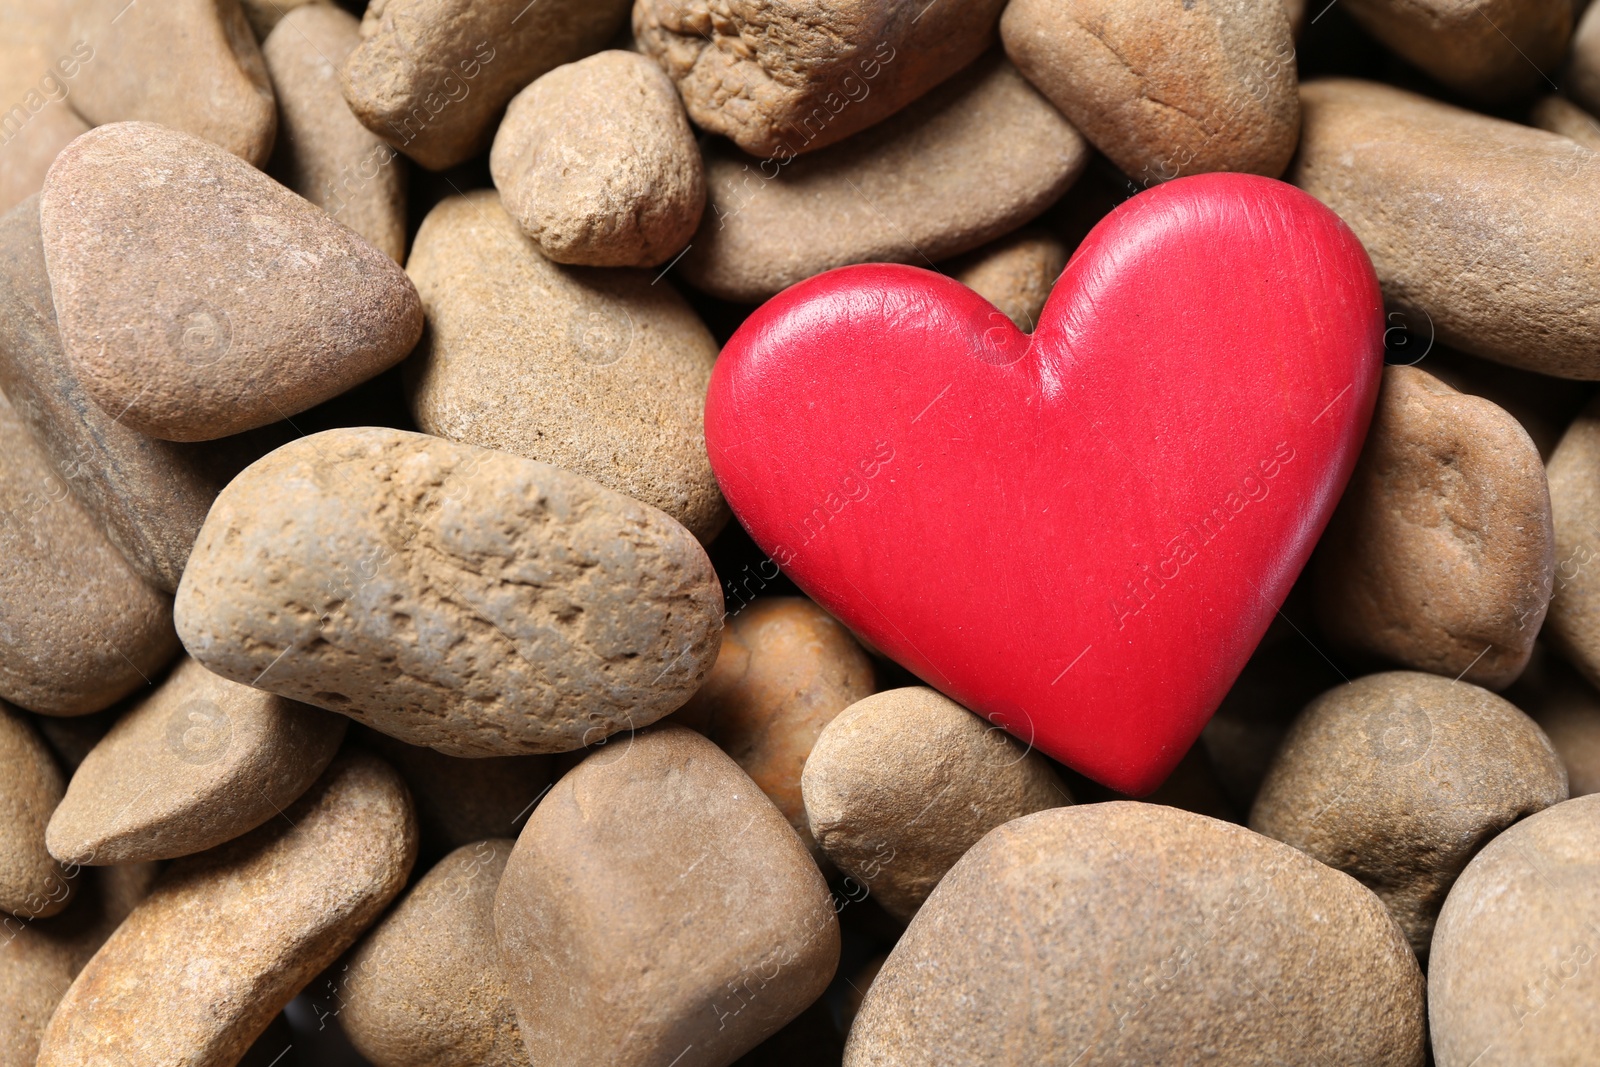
[943,227,1068,331]
[491,50,703,268]
[35,752,417,1067]
[1422,345,1596,463]
[40,122,423,442]
[677,597,875,859]
[404,190,727,543]
[1001,0,1299,184]
[682,53,1090,303]
[342,840,527,1067]
[264,3,407,263]
[802,687,1068,922]
[846,802,1425,1065]
[1519,668,1600,798]
[1251,671,1567,957]
[1429,794,1600,1067]
[176,428,724,757]
[0,701,71,919]
[1312,365,1554,689]
[1571,0,1600,116]
[1341,0,1570,102]
[494,725,839,1067]
[341,0,631,171]
[1529,94,1600,151]
[1544,395,1600,689]
[634,0,1006,159]
[0,3,88,215]
[1292,79,1600,378]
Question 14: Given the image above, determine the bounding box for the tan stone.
[803,687,1068,922]
[1571,0,1600,115]
[176,428,724,756]
[264,3,407,263]
[1001,0,1299,184]
[1544,395,1600,689]
[68,0,276,166]
[404,190,727,543]
[944,227,1067,331]
[683,54,1090,303]
[341,0,631,171]
[1423,345,1595,462]
[1312,365,1554,689]
[0,3,89,215]
[35,752,417,1067]
[0,389,179,716]
[40,122,423,442]
[1292,79,1600,379]
[240,0,316,39]
[634,0,1006,159]
[0,701,70,919]
[1529,94,1600,150]
[1429,794,1600,1067]
[677,598,874,859]
[1251,671,1567,957]
[342,840,527,1067]
[495,725,839,1067]
[1341,0,1570,102]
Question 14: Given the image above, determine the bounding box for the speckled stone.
[943,227,1068,331]
[1340,0,1570,102]
[0,700,70,919]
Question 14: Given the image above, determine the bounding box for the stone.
[67,0,276,165]
[676,597,875,860]
[491,50,702,268]
[1571,0,1600,116]
[1292,79,1600,379]
[683,54,1089,303]
[0,389,179,716]
[35,752,416,1067]
[943,227,1068,331]
[1250,671,1567,957]
[1429,793,1600,1067]
[1529,94,1600,151]
[495,725,839,1067]
[342,840,527,1067]
[240,0,316,39]
[1544,395,1600,688]
[1311,365,1554,689]
[341,0,632,171]
[31,706,119,773]
[803,687,1069,922]
[1340,0,1570,102]
[404,190,727,543]
[0,194,271,592]
[40,122,423,442]
[0,3,90,215]
[0,701,71,919]
[264,3,407,263]
[1422,345,1595,463]
[176,428,724,756]
[1001,0,1299,185]
[46,655,347,866]
[634,0,1006,159]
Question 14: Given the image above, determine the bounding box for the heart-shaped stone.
[705,173,1383,794]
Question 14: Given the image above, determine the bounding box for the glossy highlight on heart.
[705,172,1384,794]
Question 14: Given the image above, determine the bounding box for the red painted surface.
[705,173,1383,794]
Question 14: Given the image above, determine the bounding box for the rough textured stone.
[1544,395,1600,689]
[1251,671,1567,957]
[1529,94,1600,150]
[343,840,527,1067]
[341,0,631,171]
[47,656,347,866]
[0,701,70,919]
[495,725,839,1067]
[1571,0,1600,116]
[1341,0,1570,102]
[683,54,1089,303]
[264,3,407,263]
[847,802,1425,1065]
[676,597,875,860]
[491,50,702,268]
[176,428,724,756]
[1312,365,1554,689]
[1001,0,1299,184]
[404,190,726,543]
[0,389,179,716]
[67,0,276,165]
[1292,79,1600,379]
[634,0,1006,159]
[943,227,1068,331]
[35,752,416,1067]
[0,2,89,216]
[1429,794,1600,1067]
[803,687,1068,922]
[40,122,423,442]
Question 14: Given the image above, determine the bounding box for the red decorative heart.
[705,173,1383,794]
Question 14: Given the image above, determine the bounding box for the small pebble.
[0,700,71,918]
[1338,0,1570,101]
[1544,396,1600,687]
[943,227,1068,331]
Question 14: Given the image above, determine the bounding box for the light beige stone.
[944,227,1068,331]
[0,4,89,215]
[0,701,71,919]
[1341,0,1571,102]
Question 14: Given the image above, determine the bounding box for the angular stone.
[176,428,724,757]
[404,190,727,543]
[846,802,1426,1065]
[35,752,416,1067]
[495,726,839,1067]
[342,840,527,1067]
[803,687,1068,922]
[682,54,1089,303]
[40,122,423,442]
[1341,0,1570,102]
[943,227,1067,331]
[1544,396,1600,689]
[0,700,70,919]
[0,4,89,215]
